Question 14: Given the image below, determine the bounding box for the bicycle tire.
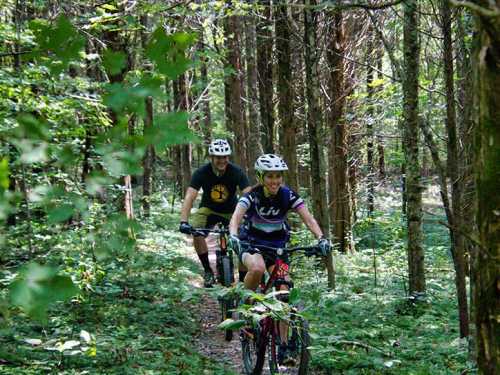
[221,256,233,287]
[221,256,234,341]
[268,312,310,375]
[241,324,266,375]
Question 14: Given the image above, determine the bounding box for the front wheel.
[268,312,310,375]
[241,323,267,375]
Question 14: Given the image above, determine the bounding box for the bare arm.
[241,186,252,194]
[296,205,324,239]
[180,187,199,222]
[229,204,248,236]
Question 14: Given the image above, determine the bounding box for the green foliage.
[146,28,197,79]
[150,112,200,148]
[288,199,472,374]
[9,263,78,322]
[102,50,127,76]
[0,199,235,373]
[0,158,9,190]
[29,16,85,74]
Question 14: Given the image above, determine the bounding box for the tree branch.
[450,0,500,17]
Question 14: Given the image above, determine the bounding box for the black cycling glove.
[317,237,331,256]
[179,221,192,234]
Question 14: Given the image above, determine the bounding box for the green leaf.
[149,112,200,148]
[15,114,50,140]
[9,263,79,321]
[288,288,300,305]
[0,158,9,190]
[47,204,74,224]
[218,319,246,331]
[146,29,196,79]
[29,16,85,74]
[102,50,127,76]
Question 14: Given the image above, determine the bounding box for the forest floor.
[0,181,476,374]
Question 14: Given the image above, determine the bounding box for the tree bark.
[402,0,425,294]
[276,3,298,192]
[199,32,212,147]
[174,75,192,195]
[440,0,469,338]
[102,10,134,219]
[472,3,500,372]
[456,7,476,356]
[304,0,334,288]
[257,0,275,153]
[366,32,375,216]
[327,10,353,254]
[244,15,263,182]
[224,12,248,172]
[142,96,153,217]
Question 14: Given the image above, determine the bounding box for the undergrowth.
[0,186,475,374]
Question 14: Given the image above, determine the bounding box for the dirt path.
[185,235,243,374]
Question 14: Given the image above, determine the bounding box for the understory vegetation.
[0,184,474,374]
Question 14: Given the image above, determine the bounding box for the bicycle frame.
[190,224,234,285]
[240,243,320,373]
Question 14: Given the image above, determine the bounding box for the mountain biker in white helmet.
[179,139,251,287]
[228,153,330,363]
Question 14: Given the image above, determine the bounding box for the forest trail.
[185,235,243,374]
[184,235,305,375]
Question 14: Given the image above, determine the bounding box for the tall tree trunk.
[225,12,248,172]
[366,32,375,216]
[472,3,500,373]
[102,9,134,219]
[440,0,469,338]
[244,15,263,182]
[257,0,275,153]
[376,39,385,179]
[142,96,153,217]
[81,128,92,183]
[199,32,212,147]
[174,75,192,194]
[327,10,353,254]
[276,3,298,191]
[291,5,305,192]
[304,0,333,288]
[456,7,476,356]
[402,0,425,295]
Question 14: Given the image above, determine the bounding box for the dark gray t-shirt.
[190,162,250,213]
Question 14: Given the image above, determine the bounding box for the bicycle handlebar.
[239,241,324,257]
[190,226,229,237]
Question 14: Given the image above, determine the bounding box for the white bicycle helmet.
[208,139,231,156]
[254,154,288,173]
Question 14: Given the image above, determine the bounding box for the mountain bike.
[190,224,235,341]
[238,242,325,375]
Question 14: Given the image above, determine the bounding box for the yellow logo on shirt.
[210,184,229,203]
